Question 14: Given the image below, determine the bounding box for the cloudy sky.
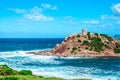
[0,0,120,38]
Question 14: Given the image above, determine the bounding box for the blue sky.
[0,0,120,38]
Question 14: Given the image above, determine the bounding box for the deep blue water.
[0,38,120,80]
[0,38,64,51]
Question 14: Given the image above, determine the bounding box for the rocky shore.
[26,50,120,57]
[27,29,120,57]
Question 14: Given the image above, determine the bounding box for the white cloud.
[51,6,57,10]
[63,16,79,26]
[8,6,54,22]
[41,3,57,10]
[99,23,113,28]
[41,3,51,9]
[111,3,120,16]
[82,20,99,25]
[101,15,120,20]
[30,7,42,15]
[25,13,54,21]
[7,8,26,14]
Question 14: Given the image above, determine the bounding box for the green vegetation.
[0,75,90,80]
[75,32,118,53]
[0,75,64,80]
[82,40,90,45]
[95,33,98,37]
[0,65,90,80]
[71,51,74,53]
[100,34,113,41]
[78,39,81,43]
[90,37,104,52]
[114,48,120,53]
[116,43,120,48]
[114,43,120,53]
[71,47,77,54]
[85,47,89,50]
[67,47,70,50]
[0,65,18,76]
[0,76,18,80]
[104,44,110,49]
[76,34,80,38]
[72,47,77,51]
[87,32,91,40]
[19,70,32,75]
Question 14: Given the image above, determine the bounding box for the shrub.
[78,39,81,43]
[72,47,77,51]
[76,34,80,38]
[116,43,120,48]
[114,48,120,53]
[67,47,70,50]
[95,33,98,37]
[100,34,113,41]
[104,44,110,49]
[87,32,91,40]
[82,40,90,45]
[71,51,74,54]
[71,47,77,54]
[85,47,89,50]
[89,47,93,51]
[19,70,32,75]
[0,65,16,75]
[90,37,104,52]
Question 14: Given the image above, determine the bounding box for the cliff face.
[51,29,120,57]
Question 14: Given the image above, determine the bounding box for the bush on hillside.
[100,34,113,41]
[116,43,120,48]
[19,70,32,75]
[82,40,90,45]
[90,37,104,52]
[0,65,17,75]
[78,39,81,43]
[76,34,80,38]
[114,48,120,53]
[87,32,91,40]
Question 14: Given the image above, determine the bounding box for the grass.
[0,75,64,80]
[0,75,90,80]
[0,65,90,80]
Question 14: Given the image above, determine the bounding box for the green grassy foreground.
[0,65,90,80]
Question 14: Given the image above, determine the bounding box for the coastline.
[26,50,120,58]
[0,49,120,80]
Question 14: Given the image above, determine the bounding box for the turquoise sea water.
[0,38,120,80]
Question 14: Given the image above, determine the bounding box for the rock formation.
[27,29,120,57]
[51,29,120,57]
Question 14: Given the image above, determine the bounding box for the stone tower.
[82,29,87,35]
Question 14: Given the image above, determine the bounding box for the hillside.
[51,29,120,57]
[0,65,89,80]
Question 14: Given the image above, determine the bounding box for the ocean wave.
[0,50,120,80]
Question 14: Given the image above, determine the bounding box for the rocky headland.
[27,29,120,57]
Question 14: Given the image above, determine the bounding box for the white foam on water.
[0,50,120,80]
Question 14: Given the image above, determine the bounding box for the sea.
[0,38,120,80]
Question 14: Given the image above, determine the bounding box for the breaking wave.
[0,50,120,80]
